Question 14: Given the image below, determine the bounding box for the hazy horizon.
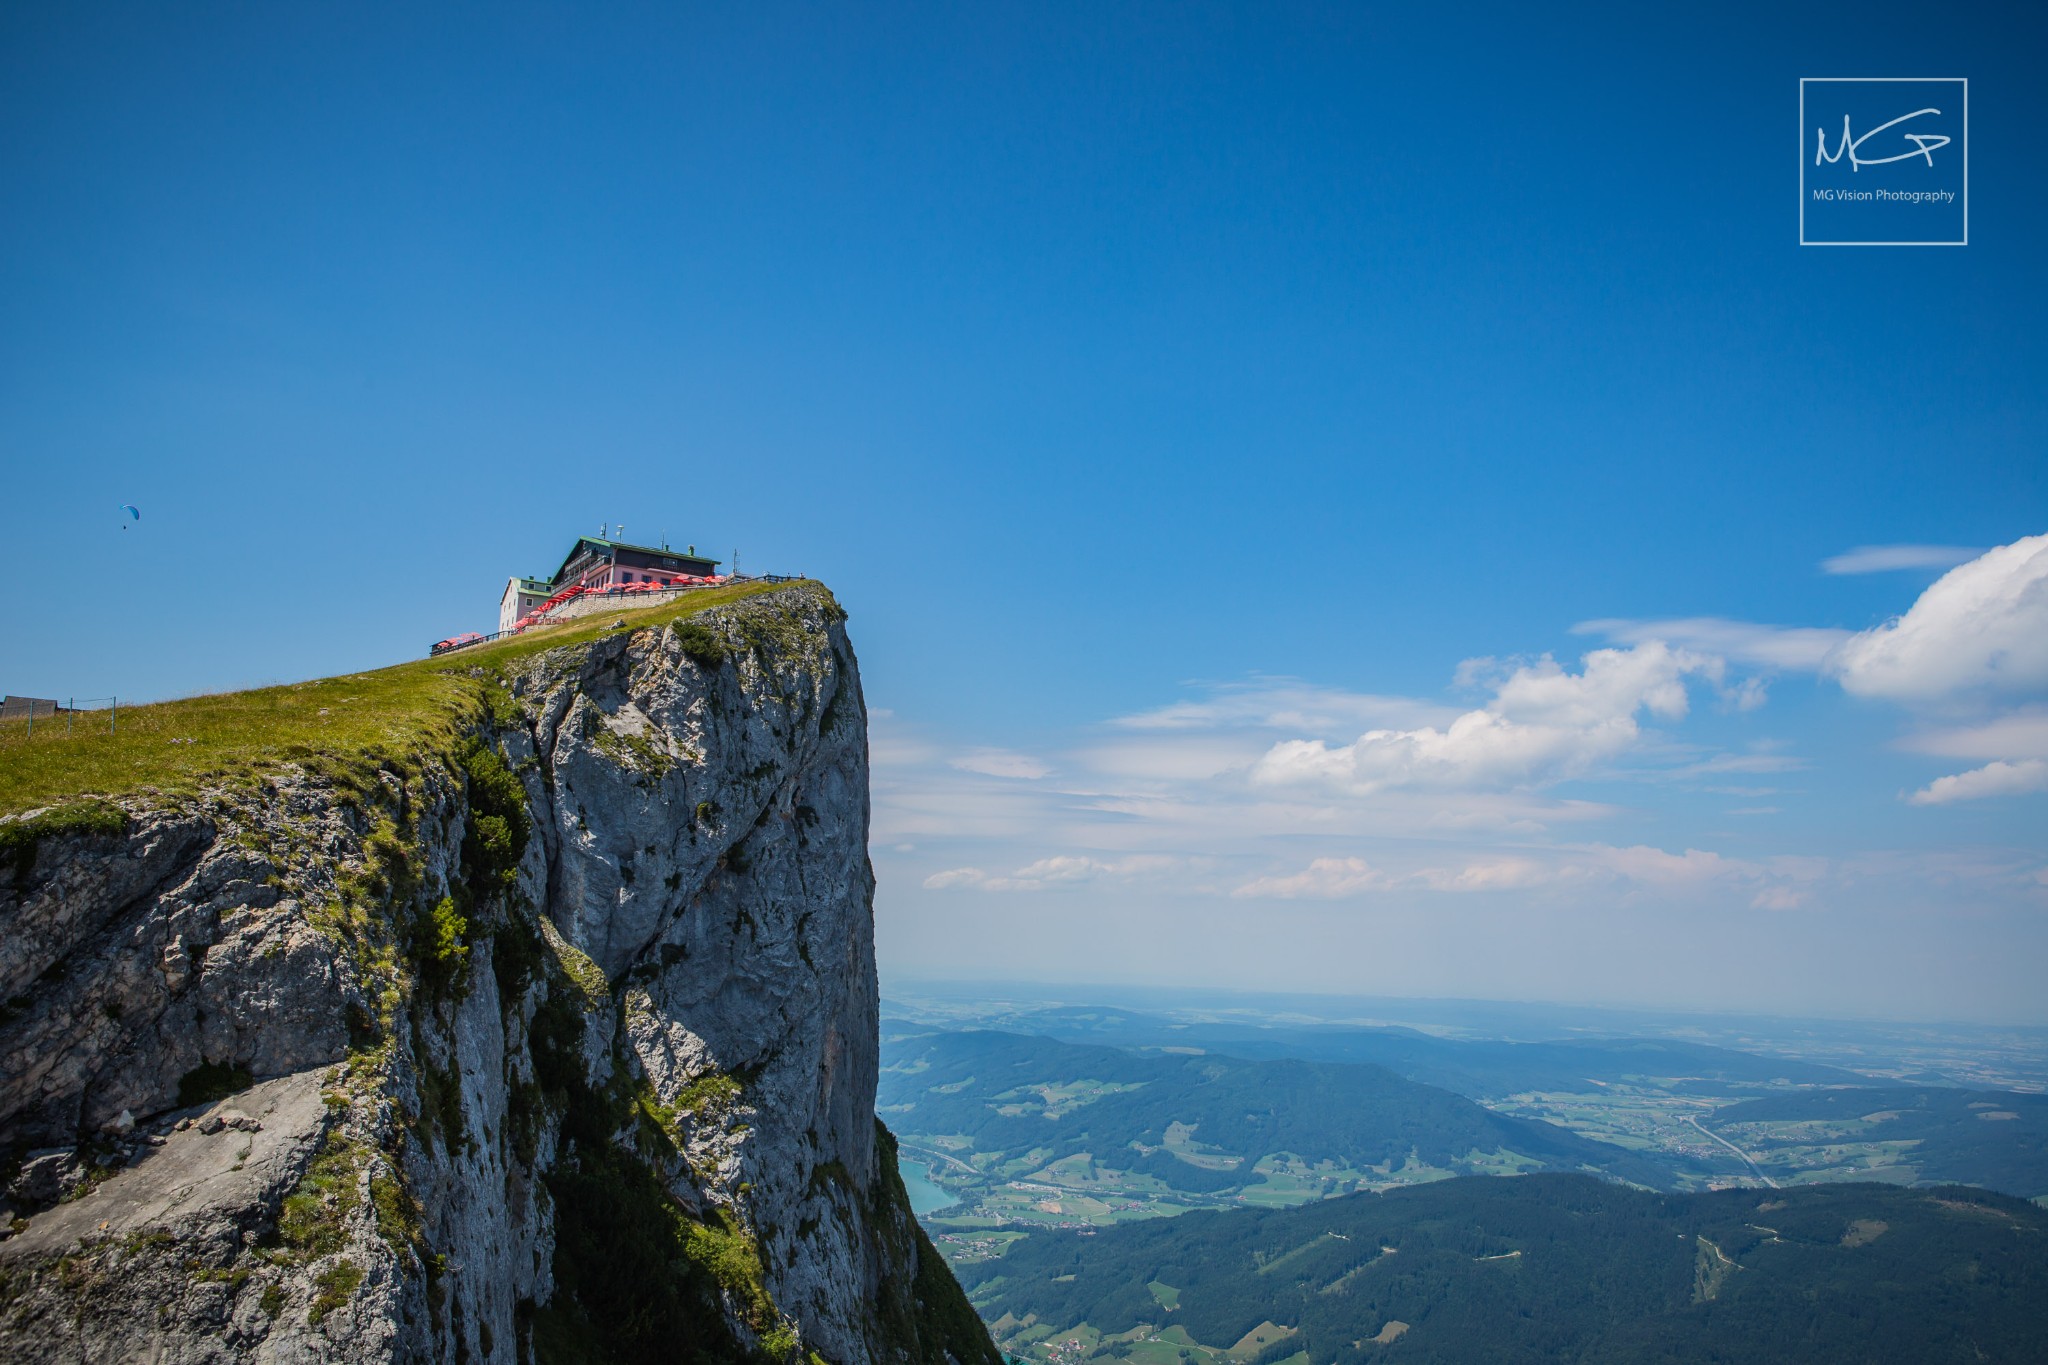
[877,972,2048,1032]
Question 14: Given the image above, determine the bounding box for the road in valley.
[1687,1115,1779,1188]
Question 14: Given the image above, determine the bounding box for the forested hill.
[991,1006,1871,1097]
[1706,1085,2048,1198]
[958,1175,2048,1365]
[880,1028,1679,1193]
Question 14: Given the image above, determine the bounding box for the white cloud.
[950,748,1052,779]
[1249,643,1716,795]
[1723,677,1770,712]
[1574,616,1849,671]
[1007,855,1128,883]
[1114,680,1456,735]
[1899,709,2048,761]
[1907,760,2048,807]
[923,854,1183,893]
[1590,843,1742,885]
[1074,735,1266,782]
[1223,843,1807,904]
[1411,857,1558,891]
[1666,752,1806,778]
[1821,544,1982,575]
[1231,857,1387,899]
[1829,533,2048,701]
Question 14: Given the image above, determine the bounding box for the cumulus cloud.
[1411,858,1558,891]
[1899,709,2048,761]
[1225,843,1808,904]
[1249,643,1716,795]
[1573,617,1849,671]
[923,854,1180,892]
[1231,857,1388,899]
[1829,534,2048,700]
[1821,544,1982,575]
[1906,760,2048,806]
[950,748,1052,779]
[1593,843,1740,884]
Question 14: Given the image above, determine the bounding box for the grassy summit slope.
[0,581,786,819]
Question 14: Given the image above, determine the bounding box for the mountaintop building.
[498,535,723,633]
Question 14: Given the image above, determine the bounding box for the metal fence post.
[110,696,116,736]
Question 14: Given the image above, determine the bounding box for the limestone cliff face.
[0,583,995,1365]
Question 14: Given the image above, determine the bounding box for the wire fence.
[0,695,119,736]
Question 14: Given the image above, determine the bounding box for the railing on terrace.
[427,574,809,658]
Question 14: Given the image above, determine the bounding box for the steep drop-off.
[0,581,996,1365]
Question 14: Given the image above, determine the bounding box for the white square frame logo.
[1800,77,1967,247]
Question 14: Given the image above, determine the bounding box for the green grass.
[0,580,794,819]
[308,1259,364,1325]
[276,1136,370,1260]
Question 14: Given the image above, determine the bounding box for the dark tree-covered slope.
[996,1006,1871,1096]
[880,1029,1679,1191]
[1706,1085,2048,1198]
[959,1175,2048,1365]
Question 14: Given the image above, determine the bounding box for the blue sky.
[3,2,2044,1020]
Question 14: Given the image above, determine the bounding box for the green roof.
[549,536,722,585]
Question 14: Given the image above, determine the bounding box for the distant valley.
[883,997,2048,1226]
[879,1027,1680,1239]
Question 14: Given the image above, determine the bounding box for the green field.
[1491,1082,2048,1196]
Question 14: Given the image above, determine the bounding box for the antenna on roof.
[616,524,624,542]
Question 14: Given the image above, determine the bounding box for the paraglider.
[118,504,139,529]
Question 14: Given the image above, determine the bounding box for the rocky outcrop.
[0,582,997,1365]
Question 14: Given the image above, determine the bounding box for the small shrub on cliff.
[543,1147,774,1365]
[276,1137,368,1260]
[491,916,546,1000]
[308,1259,363,1325]
[674,621,731,670]
[369,1166,423,1250]
[460,742,530,895]
[415,896,469,991]
[416,1052,468,1153]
